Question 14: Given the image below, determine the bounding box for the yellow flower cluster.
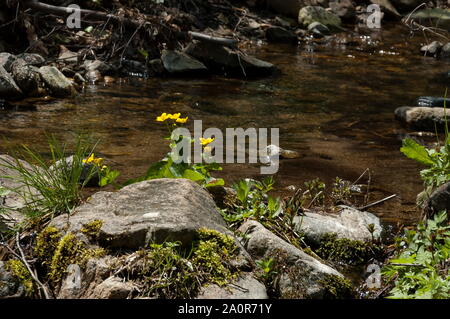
[199,137,215,146]
[156,113,188,124]
[83,153,104,167]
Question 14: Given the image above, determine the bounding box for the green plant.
[400,137,450,189]
[382,211,450,299]
[221,177,282,224]
[0,135,98,219]
[125,113,224,188]
[256,258,277,284]
[304,178,326,207]
[331,177,352,205]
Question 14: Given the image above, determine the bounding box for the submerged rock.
[161,49,208,74]
[416,96,450,107]
[293,206,382,246]
[308,22,330,37]
[197,272,268,299]
[0,65,23,99]
[38,66,75,97]
[298,6,341,30]
[395,106,448,131]
[50,178,231,249]
[184,41,275,77]
[420,41,443,57]
[238,220,345,299]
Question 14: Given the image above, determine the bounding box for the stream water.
[1,23,449,226]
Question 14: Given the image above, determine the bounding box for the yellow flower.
[156,113,170,122]
[82,153,94,164]
[176,117,188,124]
[199,137,215,146]
[83,153,104,166]
[169,113,181,120]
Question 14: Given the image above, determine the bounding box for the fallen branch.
[188,31,237,48]
[15,232,51,299]
[358,194,397,211]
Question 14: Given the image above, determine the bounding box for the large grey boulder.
[161,49,207,74]
[50,178,231,249]
[293,206,382,246]
[197,272,268,299]
[395,106,448,131]
[238,220,344,299]
[184,41,275,76]
[38,66,75,97]
[298,6,341,30]
[0,65,22,99]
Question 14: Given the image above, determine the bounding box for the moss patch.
[35,227,107,285]
[319,274,354,299]
[316,233,383,265]
[5,259,34,296]
[80,220,103,240]
[122,228,240,299]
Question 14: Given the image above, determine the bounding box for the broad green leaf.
[400,138,434,166]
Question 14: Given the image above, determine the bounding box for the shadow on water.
[1,24,448,225]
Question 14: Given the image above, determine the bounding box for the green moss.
[80,220,103,239]
[34,226,61,264]
[316,233,382,265]
[5,259,34,295]
[34,227,107,285]
[130,228,240,299]
[49,233,86,283]
[319,274,354,299]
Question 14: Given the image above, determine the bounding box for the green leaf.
[182,169,205,182]
[400,138,434,166]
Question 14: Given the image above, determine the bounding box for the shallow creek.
[1,23,449,227]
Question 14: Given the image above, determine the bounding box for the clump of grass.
[0,134,97,220]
